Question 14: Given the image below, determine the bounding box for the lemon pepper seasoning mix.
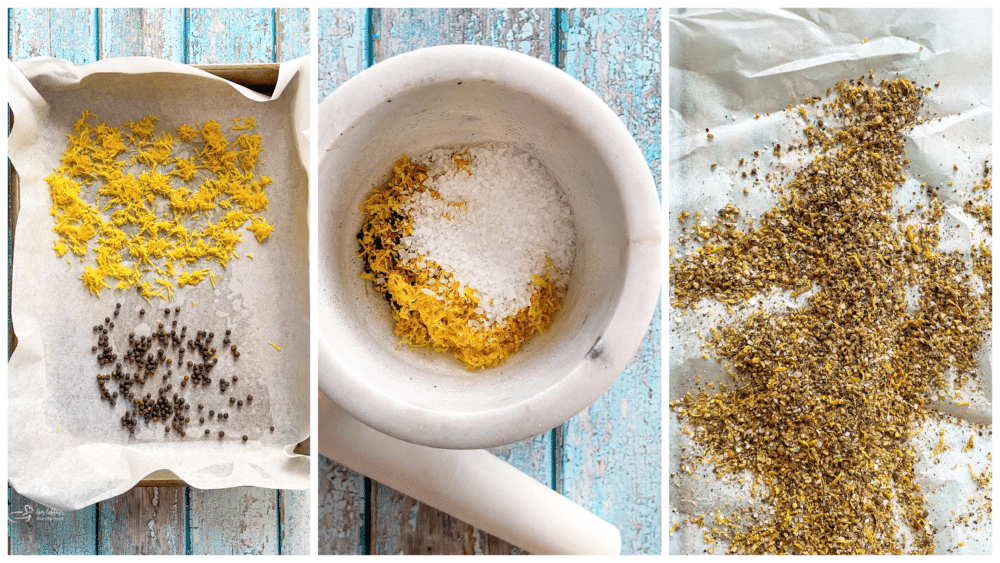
[670,76,991,554]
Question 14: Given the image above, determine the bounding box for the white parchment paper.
[7,57,311,510]
[669,9,991,554]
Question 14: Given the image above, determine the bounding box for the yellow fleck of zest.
[232,116,257,131]
[80,265,110,296]
[177,269,211,287]
[268,342,282,351]
[177,123,199,142]
[247,216,275,243]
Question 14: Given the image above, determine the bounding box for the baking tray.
[7,62,309,491]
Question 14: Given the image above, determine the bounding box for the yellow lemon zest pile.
[46,111,276,300]
[358,156,563,370]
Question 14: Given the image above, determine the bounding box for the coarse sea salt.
[399,142,576,326]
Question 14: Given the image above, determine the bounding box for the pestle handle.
[318,392,622,555]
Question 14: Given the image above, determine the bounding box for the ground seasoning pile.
[358,143,576,369]
[91,303,264,441]
[47,112,275,301]
[670,76,992,554]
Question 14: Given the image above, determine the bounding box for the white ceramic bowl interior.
[318,45,660,449]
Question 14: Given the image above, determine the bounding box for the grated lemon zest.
[47,111,273,299]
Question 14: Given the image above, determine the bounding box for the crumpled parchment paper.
[7,56,311,510]
[669,8,991,554]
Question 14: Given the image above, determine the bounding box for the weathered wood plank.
[371,487,474,555]
[317,7,367,103]
[278,489,310,555]
[8,8,99,63]
[560,7,662,191]
[188,487,278,555]
[375,7,552,62]
[276,8,310,62]
[99,8,185,61]
[8,488,98,554]
[96,487,186,555]
[317,455,366,555]
[559,8,662,555]
[187,8,276,64]
[562,303,662,554]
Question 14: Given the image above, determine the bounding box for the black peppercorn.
[242,435,248,442]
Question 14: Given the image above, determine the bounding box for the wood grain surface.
[7,8,310,555]
[316,7,662,555]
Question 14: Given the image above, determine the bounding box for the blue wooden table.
[7,8,309,555]
[316,8,661,555]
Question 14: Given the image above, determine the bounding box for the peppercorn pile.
[91,303,270,442]
[670,76,991,554]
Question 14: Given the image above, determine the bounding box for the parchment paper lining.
[8,56,310,511]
